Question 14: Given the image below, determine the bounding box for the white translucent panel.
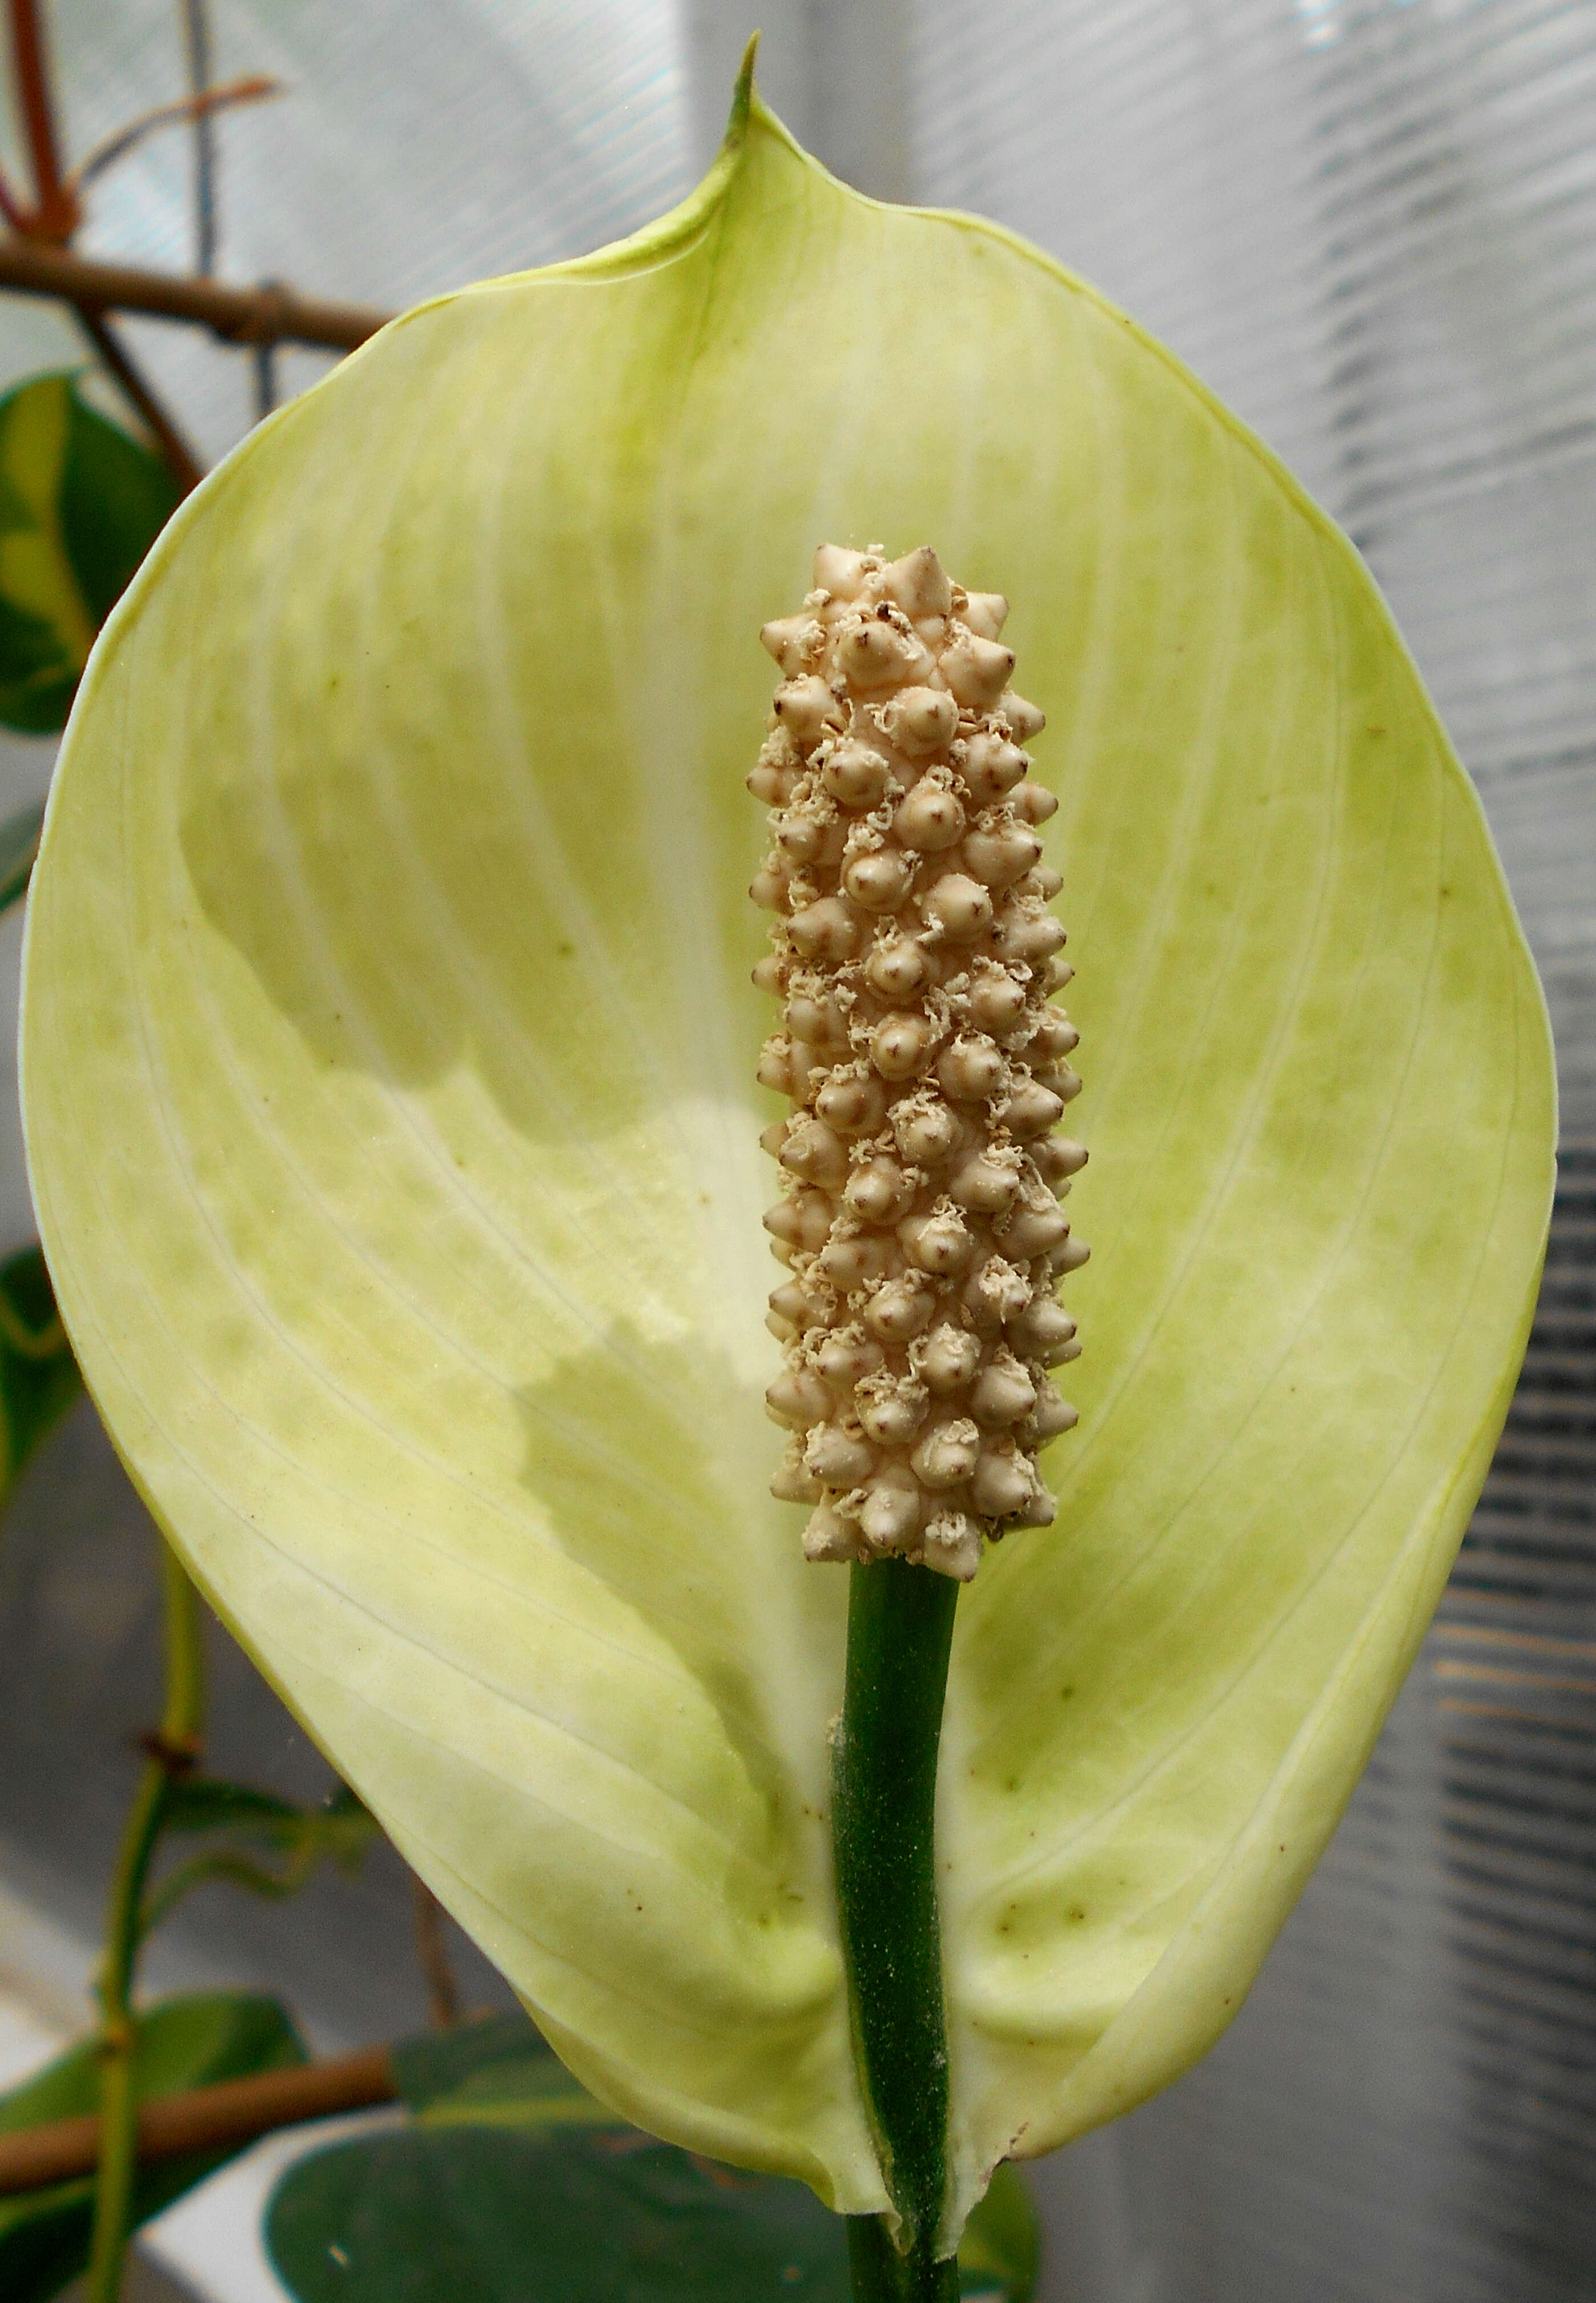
[7,0,690,463]
[912,0,1596,1135]
[51,0,689,292]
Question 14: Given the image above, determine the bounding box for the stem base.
[847,2214,963,2303]
[832,1558,960,2275]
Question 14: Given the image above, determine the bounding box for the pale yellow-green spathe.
[19,57,1553,2239]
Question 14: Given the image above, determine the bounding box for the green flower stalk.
[18,42,1554,2272]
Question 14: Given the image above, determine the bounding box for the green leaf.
[139,1780,380,1933]
[0,596,75,737]
[267,2127,855,2303]
[412,2055,632,2135]
[954,2165,1039,2303]
[0,1246,81,1500]
[403,2021,627,2140]
[388,2009,580,2112]
[265,2037,1037,2303]
[0,373,178,734]
[0,800,45,913]
[20,54,1555,2241]
[0,1991,305,2303]
[57,379,183,629]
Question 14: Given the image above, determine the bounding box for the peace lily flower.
[19,48,1552,2270]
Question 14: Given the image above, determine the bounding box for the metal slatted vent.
[1426,1144,1596,2281]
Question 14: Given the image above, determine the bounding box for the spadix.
[750,544,1082,1584]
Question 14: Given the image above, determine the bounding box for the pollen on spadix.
[751,544,1086,1583]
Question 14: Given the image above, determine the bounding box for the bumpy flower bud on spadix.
[18,40,1553,2261]
[754,548,1083,1580]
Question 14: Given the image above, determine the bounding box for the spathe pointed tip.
[652,31,763,252]
[726,33,761,150]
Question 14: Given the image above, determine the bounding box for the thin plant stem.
[251,336,277,422]
[85,1542,205,2303]
[248,281,287,423]
[6,0,76,238]
[412,1875,464,2030]
[67,76,280,197]
[177,0,216,275]
[832,1559,962,2303]
[71,306,205,496]
[0,163,28,230]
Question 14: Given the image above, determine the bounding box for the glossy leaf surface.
[388,2009,571,2111]
[0,373,178,735]
[0,1992,304,2302]
[266,2011,1037,2303]
[21,66,1554,2232]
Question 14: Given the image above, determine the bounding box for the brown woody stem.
[71,307,206,496]
[0,236,391,350]
[7,0,76,238]
[0,2047,397,2197]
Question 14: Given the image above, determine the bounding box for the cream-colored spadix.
[19,54,1552,2241]
[751,544,1087,1584]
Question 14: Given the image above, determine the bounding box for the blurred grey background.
[1,3,1593,2300]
